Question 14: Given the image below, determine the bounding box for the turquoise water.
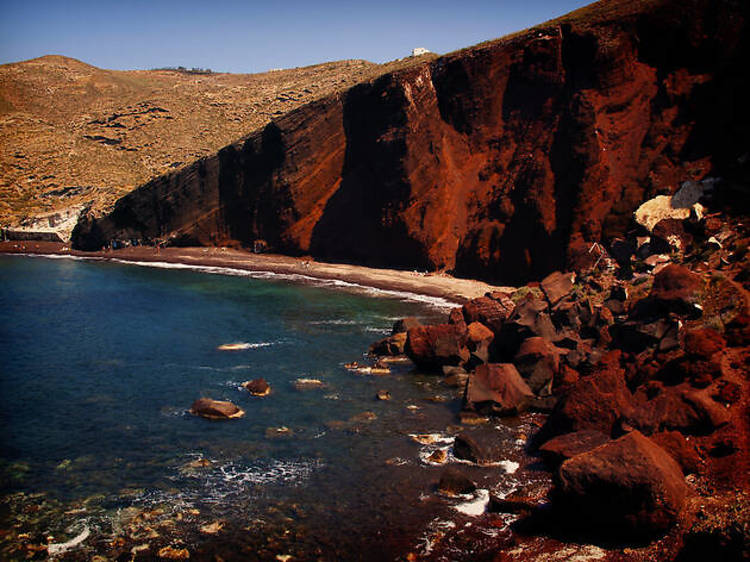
[0,255,537,559]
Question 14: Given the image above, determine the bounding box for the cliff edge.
[73,0,750,284]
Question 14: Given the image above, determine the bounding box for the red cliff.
[73,0,750,284]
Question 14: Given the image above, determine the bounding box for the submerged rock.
[453,428,507,465]
[189,398,244,420]
[427,449,448,464]
[199,521,225,535]
[293,378,326,391]
[437,467,476,496]
[265,426,294,439]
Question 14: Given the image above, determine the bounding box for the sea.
[0,254,540,560]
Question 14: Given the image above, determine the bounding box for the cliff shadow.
[308,77,432,270]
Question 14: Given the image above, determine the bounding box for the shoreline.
[0,241,514,305]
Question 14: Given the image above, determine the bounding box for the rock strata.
[72,0,750,288]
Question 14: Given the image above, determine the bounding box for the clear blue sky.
[0,0,593,73]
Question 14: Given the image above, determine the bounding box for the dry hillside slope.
[0,54,433,226]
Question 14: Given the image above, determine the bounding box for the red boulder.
[555,431,689,537]
[405,323,469,370]
[464,363,534,416]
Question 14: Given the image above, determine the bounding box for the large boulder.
[554,431,689,538]
[632,264,704,319]
[462,296,514,333]
[628,384,730,435]
[513,337,561,396]
[189,398,245,420]
[464,363,534,416]
[405,323,469,370]
[543,351,634,438]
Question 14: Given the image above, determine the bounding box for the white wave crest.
[217,341,275,351]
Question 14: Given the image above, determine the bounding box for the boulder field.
[369,195,749,557]
[73,0,749,286]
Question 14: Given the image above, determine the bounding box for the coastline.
[0,241,513,305]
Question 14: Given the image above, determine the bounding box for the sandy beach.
[0,241,514,304]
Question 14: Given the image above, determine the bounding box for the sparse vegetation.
[151,66,215,75]
[0,55,428,225]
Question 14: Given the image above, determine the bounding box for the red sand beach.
[0,241,513,304]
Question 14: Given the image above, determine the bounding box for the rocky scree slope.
[367,191,749,558]
[74,0,750,284]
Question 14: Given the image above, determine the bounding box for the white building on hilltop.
[411,47,431,57]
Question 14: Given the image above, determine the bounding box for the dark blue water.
[0,255,536,559]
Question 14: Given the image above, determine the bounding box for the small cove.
[0,255,541,560]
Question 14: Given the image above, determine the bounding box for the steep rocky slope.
[0,54,431,226]
[74,0,750,284]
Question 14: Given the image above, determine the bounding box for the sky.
[0,0,593,73]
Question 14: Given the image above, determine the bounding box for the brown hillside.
[0,54,432,224]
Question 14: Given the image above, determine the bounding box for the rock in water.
[242,378,270,396]
[369,332,407,356]
[189,398,244,420]
[554,431,688,538]
[453,428,507,465]
[293,378,325,391]
[405,324,470,370]
[438,467,476,496]
[376,389,391,401]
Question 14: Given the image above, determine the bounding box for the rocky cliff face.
[74,0,750,283]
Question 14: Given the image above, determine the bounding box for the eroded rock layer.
[74,0,750,283]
